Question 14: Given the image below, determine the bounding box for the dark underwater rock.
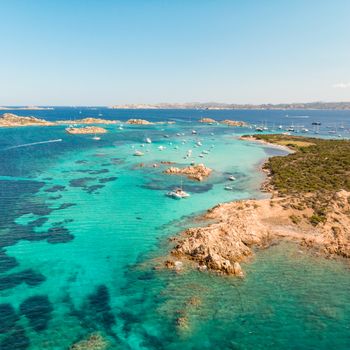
[20,295,53,332]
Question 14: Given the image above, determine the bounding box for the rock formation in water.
[126,119,154,125]
[220,119,248,127]
[57,117,119,125]
[65,126,107,134]
[0,113,120,128]
[0,113,56,127]
[199,117,216,123]
[164,163,212,181]
[70,333,108,350]
[168,191,350,276]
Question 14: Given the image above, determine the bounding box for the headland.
[165,134,350,276]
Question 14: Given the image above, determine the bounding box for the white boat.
[255,127,263,132]
[145,137,152,144]
[92,135,101,141]
[192,130,197,134]
[301,128,309,133]
[158,145,166,151]
[228,175,236,181]
[133,150,144,156]
[196,141,202,146]
[167,188,190,199]
[202,150,209,154]
[224,185,234,191]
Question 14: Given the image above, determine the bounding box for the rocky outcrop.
[65,126,107,134]
[58,118,119,125]
[168,191,350,276]
[0,113,120,128]
[164,164,212,181]
[70,333,108,350]
[199,118,216,123]
[125,118,174,125]
[221,120,247,127]
[0,113,55,127]
[126,119,154,125]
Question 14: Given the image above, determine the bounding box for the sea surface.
[0,108,350,349]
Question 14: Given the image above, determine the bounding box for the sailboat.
[167,179,190,199]
[133,150,144,156]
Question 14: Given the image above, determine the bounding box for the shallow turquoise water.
[0,116,349,349]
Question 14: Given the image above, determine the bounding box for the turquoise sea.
[0,109,350,349]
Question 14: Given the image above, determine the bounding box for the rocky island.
[164,163,212,181]
[65,126,107,134]
[0,113,120,128]
[0,113,56,127]
[221,119,247,127]
[166,135,350,276]
[126,119,154,125]
[199,117,216,123]
[57,117,119,125]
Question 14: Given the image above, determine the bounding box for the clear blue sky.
[1,0,350,105]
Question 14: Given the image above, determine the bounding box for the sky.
[0,0,350,106]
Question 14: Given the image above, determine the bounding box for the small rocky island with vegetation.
[0,113,118,128]
[65,126,108,134]
[165,134,350,276]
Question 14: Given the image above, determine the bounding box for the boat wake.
[4,138,63,150]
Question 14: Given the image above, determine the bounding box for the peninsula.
[166,135,350,276]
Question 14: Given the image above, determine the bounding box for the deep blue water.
[5,107,350,133]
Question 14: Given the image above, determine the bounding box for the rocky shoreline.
[164,136,350,276]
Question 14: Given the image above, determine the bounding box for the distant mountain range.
[111,102,350,110]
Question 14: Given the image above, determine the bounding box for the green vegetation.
[248,134,350,225]
[253,134,350,195]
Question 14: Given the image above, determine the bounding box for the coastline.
[164,135,350,276]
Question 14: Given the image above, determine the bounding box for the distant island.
[111,101,350,110]
[0,113,118,128]
[0,106,53,110]
[0,113,175,128]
